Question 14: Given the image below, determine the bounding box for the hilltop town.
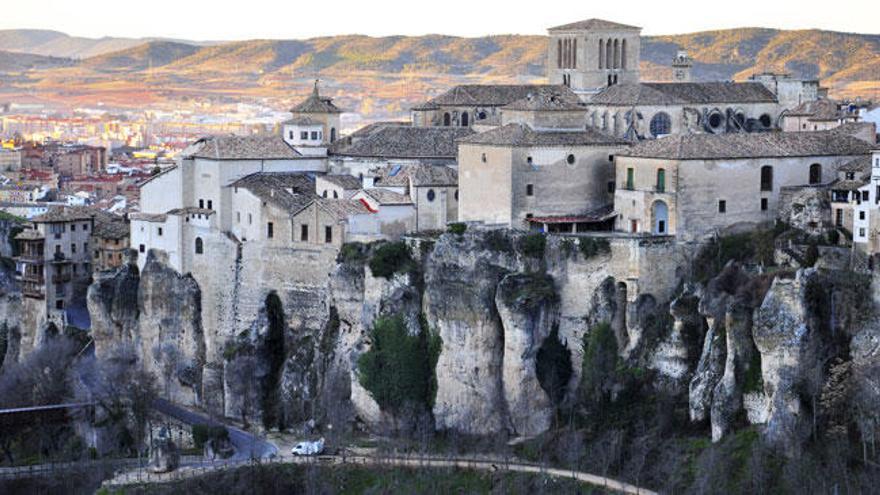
[2,17,880,494]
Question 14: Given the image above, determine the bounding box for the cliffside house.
[91,212,130,273]
[853,149,880,253]
[614,131,873,240]
[781,99,862,132]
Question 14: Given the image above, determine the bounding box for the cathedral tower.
[547,18,641,98]
[672,50,693,82]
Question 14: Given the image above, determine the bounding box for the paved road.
[152,399,277,460]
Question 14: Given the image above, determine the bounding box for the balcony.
[15,253,44,264]
[22,283,45,299]
[20,272,44,284]
[52,273,72,284]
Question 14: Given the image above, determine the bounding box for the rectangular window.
[860,211,866,220]
[863,191,869,201]
[300,224,309,242]
[83,242,87,252]
[289,131,294,139]
[300,131,308,140]
[139,244,145,253]
[82,223,88,231]
[199,199,204,209]
[761,198,768,211]
[70,224,76,232]
[158,227,163,236]
[608,155,614,163]
[248,213,253,225]
[311,131,319,140]
[71,243,76,254]
[526,184,534,196]
[626,168,634,190]
[324,226,333,244]
[237,212,241,223]
[607,181,615,193]
[860,228,866,237]
[836,209,843,227]
[207,200,213,210]
[267,222,274,239]
[56,299,64,310]
[718,200,726,213]
[73,264,77,275]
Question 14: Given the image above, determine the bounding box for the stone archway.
[652,200,669,235]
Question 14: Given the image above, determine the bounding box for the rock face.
[148,429,180,473]
[88,250,206,405]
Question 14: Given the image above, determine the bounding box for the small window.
[526,156,533,165]
[322,190,328,198]
[325,226,333,244]
[608,155,614,163]
[300,131,308,140]
[139,244,145,253]
[607,181,615,193]
[860,228,866,237]
[626,168,634,190]
[526,184,534,196]
[300,224,309,242]
[454,190,459,201]
[809,163,822,185]
[237,211,241,223]
[267,222,274,239]
[333,191,338,199]
[248,213,253,225]
[311,131,319,140]
[860,211,866,220]
[718,200,727,213]
[56,299,64,310]
[760,114,772,128]
[158,227,163,236]
[71,243,76,254]
[656,168,665,192]
[195,237,204,254]
[289,130,294,139]
[207,200,213,210]
[566,154,575,165]
[73,264,77,275]
[846,172,855,180]
[199,199,204,209]
[481,153,487,163]
[71,224,76,232]
[427,189,436,202]
[761,198,768,211]
[83,224,88,231]
[761,165,773,191]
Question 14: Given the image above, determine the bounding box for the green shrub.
[578,237,611,259]
[502,272,558,311]
[447,223,467,235]
[338,242,369,264]
[368,242,414,279]
[743,351,764,394]
[520,233,546,259]
[536,326,572,405]
[357,314,441,412]
[483,229,513,254]
[804,242,819,267]
[579,322,618,406]
[192,424,229,449]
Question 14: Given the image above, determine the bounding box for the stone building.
[329,122,472,177]
[853,149,880,253]
[780,99,862,132]
[14,206,96,327]
[91,213,130,273]
[281,81,344,156]
[829,155,869,231]
[458,89,629,230]
[546,18,641,96]
[613,131,873,240]
[368,163,459,232]
[316,174,361,199]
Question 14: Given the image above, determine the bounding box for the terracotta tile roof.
[167,207,215,216]
[359,188,413,205]
[589,82,777,106]
[548,19,641,31]
[187,135,302,160]
[228,172,317,213]
[620,131,872,160]
[373,163,458,187]
[289,83,343,114]
[319,174,363,190]
[93,215,129,239]
[458,123,629,147]
[331,124,473,159]
[415,84,577,109]
[314,198,372,220]
[32,205,97,223]
[503,87,586,112]
[838,155,871,173]
[786,99,852,121]
[15,228,44,240]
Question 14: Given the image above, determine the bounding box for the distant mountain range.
[0,27,877,118]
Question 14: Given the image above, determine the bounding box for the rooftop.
[548,18,641,32]
[373,163,458,187]
[93,214,129,239]
[228,172,317,214]
[32,205,97,223]
[414,84,578,109]
[290,81,343,114]
[187,135,302,161]
[319,174,363,190]
[458,123,629,147]
[503,87,585,112]
[358,188,413,205]
[589,82,777,106]
[331,123,474,159]
[313,198,373,220]
[786,99,852,121]
[619,131,872,160]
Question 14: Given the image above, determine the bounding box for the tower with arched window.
[547,19,641,97]
[282,80,344,155]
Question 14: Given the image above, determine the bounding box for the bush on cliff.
[368,242,415,279]
[578,237,611,259]
[447,222,467,235]
[357,314,441,413]
[502,272,558,312]
[520,233,546,259]
[579,322,619,407]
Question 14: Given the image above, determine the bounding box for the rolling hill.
[0,27,877,118]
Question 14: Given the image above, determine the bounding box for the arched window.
[656,168,666,192]
[557,39,563,68]
[333,190,338,199]
[649,112,671,136]
[621,39,627,69]
[760,165,773,191]
[613,39,620,69]
[443,113,451,126]
[652,201,669,235]
[322,190,328,198]
[478,111,486,120]
[330,128,336,142]
[598,39,604,69]
[454,189,459,201]
[809,163,822,185]
[426,189,436,202]
[602,112,608,130]
[606,41,613,72]
[461,111,469,127]
[195,237,203,255]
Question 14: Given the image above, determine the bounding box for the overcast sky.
[2,0,877,40]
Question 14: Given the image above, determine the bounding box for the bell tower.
[547,18,641,98]
[672,50,693,82]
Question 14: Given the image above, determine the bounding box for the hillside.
[0,27,877,118]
